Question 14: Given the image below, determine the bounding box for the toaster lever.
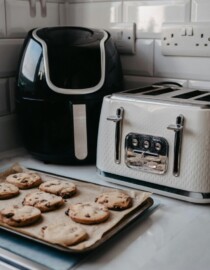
[107,114,123,122]
[107,107,124,164]
[167,115,184,177]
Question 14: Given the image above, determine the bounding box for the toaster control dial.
[155,142,162,151]
[132,138,138,147]
[143,140,150,149]
[125,133,169,174]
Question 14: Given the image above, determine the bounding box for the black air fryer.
[16,26,123,164]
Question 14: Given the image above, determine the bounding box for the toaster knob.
[155,142,162,151]
[143,140,150,149]
[132,138,138,147]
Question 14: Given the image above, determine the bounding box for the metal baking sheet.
[0,164,154,253]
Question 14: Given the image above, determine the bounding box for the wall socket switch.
[161,23,210,57]
[108,23,136,54]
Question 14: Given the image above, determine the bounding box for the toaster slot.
[195,94,210,102]
[142,87,176,96]
[172,90,207,99]
[123,85,159,94]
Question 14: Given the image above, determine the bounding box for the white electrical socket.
[161,23,210,57]
[108,23,136,54]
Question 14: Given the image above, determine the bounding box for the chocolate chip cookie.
[0,183,19,199]
[6,172,42,189]
[95,191,132,210]
[41,222,88,246]
[22,191,64,212]
[0,205,41,227]
[66,202,110,224]
[39,179,76,198]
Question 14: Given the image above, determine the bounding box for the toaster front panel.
[97,96,210,193]
[125,133,169,175]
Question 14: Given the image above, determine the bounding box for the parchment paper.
[0,163,152,252]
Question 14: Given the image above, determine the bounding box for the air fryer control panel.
[125,133,169,174]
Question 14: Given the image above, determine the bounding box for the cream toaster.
[96,83,210,203]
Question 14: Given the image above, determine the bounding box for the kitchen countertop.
[0,153,210,270]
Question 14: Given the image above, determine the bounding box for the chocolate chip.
[21,179,28,183]
[62,193,71,199]
[15,219,21,223]
[85,214,90,218]
[45,183,57,187]
[70,227,77,233]
[4,213,14,218]
[65,209,70,216]
[42,226,47,231]
[45,202,52,208]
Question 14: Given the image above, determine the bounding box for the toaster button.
[155,142,162,151]
[143,140,150,149]
[132,138,138,147]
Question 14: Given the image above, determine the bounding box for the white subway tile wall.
[63,2,122,28]
[123,0,191,38]
[154,40,210,80]
[1,0,210,152]
[121,39,154,76]
[188,80,210,89]
[191,0,210,22]
[6,0,60,38]
[0,0,6,37]
[0,39,23,77]
[0,79,9,115]
[0,115,22,153]
[9,77,16,113]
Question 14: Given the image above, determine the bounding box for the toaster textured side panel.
[97,97,210,193]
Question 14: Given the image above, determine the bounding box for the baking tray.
[0,164,154,253]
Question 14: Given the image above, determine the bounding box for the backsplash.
[1,0,210,152]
